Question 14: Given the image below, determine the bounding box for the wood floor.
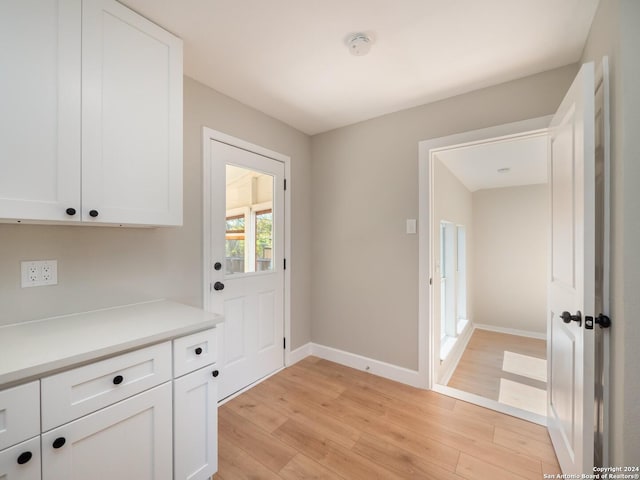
[213,356,561,479]
[447,329,547,413]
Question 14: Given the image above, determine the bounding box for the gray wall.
[311,63,578,369]
[472,185,548,334]
[432,157,474,339]
[580,0,640,465]
[0,76,313,350]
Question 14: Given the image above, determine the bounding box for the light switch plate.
[406,219,417,234]
[21,260,58,287]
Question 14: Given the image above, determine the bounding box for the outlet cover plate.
[21,260,58,287]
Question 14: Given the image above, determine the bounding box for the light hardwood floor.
[447,329,547,413]
[213,356,561,479]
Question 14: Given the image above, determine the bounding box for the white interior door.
[547,62,595,474]
[209,140,285,400]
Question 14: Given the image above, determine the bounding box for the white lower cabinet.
[41,382,172,480]
[0,437,41,480]
[173,366,218,480]
[0,326,219,480]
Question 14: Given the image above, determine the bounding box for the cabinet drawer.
[41,341,171,431]
[0,436,41,480]
[0,381,39,450]
[173,328,217,378]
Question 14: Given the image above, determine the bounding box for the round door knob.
[52,437,66,449]
[195,347,203,355]
[561,310,582,326]
[17,451,32,465]
[214,262,222,271]
[113,375,124,385]
[214,282,224,291]
[89,209,99,218]
[212,370,219,378]
[65,208,76,216]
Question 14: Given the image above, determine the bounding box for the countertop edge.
[0,302,224,389]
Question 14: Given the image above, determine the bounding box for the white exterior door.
[547,62,596,474]
[208,139,285,400]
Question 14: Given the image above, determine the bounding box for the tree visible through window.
[226,214,245,273]
[255,209,273,271]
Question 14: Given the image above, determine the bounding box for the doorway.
[418,116,553,425]
[203,128,291,402]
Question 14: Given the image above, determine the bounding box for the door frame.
[417,115,552,424]
[202,127,292,365]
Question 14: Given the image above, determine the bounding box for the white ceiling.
[120,0,599,135]
[435,134,548,192]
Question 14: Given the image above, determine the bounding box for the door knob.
[561,310,582,326]
[213,281,224,291]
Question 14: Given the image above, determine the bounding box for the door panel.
[547,62,595,475]
[209,140,285,400]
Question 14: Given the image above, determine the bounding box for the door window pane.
[225,165,274,275]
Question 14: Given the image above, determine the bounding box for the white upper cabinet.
[81,0,183,226]
[0,0,183,227]
[0,0,82,223]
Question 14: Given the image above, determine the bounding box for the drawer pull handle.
[113,375,124,385]
[89,209,99,218]
[52,437,66,449]
[212,370,219,378]
[65,208,76,216]
[17,451,32,464]
[195,347,203,355]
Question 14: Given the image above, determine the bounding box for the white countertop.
[0,300,223,387]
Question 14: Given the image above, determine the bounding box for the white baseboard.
[475,323,546,340]
[286,342,313,366]
[310,343,424,388]
[438,321,474,385]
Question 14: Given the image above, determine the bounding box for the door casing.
[417,115,553,424]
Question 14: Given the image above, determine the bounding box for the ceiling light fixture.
[346,32,374,56]
[497,167,511,174]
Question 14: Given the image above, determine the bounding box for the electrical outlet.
[21,260,58,287]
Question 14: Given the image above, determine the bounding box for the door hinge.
[283,258,287,270]
[283,337,286,349]
[429,277,432,285]
[284,178,287,190]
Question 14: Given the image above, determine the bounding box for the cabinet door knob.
[65,208,77,216]
[213,282,224,291]
[17,451,32,464]
[52,437,66,449]
[89,209,99,218]
[113,375,124,385]
[195,347,203,355]
[212,370,219,378]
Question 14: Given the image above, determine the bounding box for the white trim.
[474,323,547,340]
[418,115,553,391]
[438,320,474,385]
[286,342,313,366]
[311,343,423,388]
[431,384,547,426]
[202,127,292,363]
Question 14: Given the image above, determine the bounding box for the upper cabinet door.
[81,0,183,226]
[0,0,82,223]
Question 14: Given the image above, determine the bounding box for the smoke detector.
[346,32,374,56]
